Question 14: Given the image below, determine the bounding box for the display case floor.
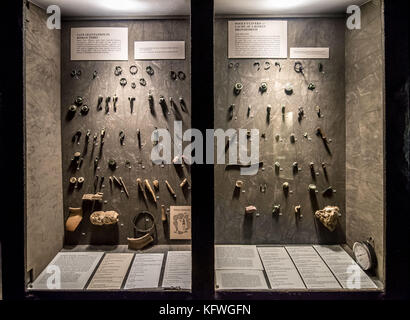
[28,245,191,292]
[215,244,383,292]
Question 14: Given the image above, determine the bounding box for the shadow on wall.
[0,242,2,300]
[401,79,410,191]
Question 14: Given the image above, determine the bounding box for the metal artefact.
[178,71,186,80]
[129,97,135,113]
[259,82,268,93]
[146,66,154,76]
[284,83,293,95]
[120,78,127,87]
[80,105,89,115]
[68,104,77,113]
[170,71,177,80]
[129,65,138,75]
[253,62,260,71]
[113,95,118,112]
[308,82,316,91]
[71,69,81,79]
[233,82,243,95]
[179,97,188,113]
[272,205,281,215]
[97,95,103,111]
[114,66,122,76]
[294,61,304,74]
[108,159,117,170]
[74,96,83,106]
[316,127,328,143]
[105,96,110,113]
[119,131,125,145]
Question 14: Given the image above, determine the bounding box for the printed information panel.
[134,41,185,60]
[228,20,287,58]
[71,27,128,61]
[290,47,330,59]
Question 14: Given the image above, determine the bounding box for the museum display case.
[4,0,406,301]
[23,0,193,296]
[213,0,386,295]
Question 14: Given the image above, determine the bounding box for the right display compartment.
[213,0,385,294]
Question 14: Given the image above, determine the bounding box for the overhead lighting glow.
[261,0,307,10]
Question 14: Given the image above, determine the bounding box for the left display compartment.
[24,0,192,297]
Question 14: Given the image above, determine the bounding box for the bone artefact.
[127,234,154,250]
[82,192,103,201]
[90,210,119,226]
[315,206,340,232]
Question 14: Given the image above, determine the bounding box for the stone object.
[315,206,340,232]
[90,210,119,226]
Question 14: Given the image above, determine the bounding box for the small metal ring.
[120,78,127,87]
[294,62,304,74]
[129,65,138,75]
[74,96,83,106]
[177,71,186,80]
[133,211,155,234]
[80,105,89,114]
[139,78,146,86]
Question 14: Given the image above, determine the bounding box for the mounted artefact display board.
[214,0,385,293]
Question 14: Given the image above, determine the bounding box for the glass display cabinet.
[23,0,192,297]
[213,0,386,296]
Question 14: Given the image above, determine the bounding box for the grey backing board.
[25,3,64,278]
[61,19,191,245]
[214,18,346,244]
[345,0,385,282]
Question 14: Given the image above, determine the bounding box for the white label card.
[290,47,329,59]
[215,245,263,270]
[285,246,341,289]
[30,252,104,290]
[313,245,377,289]
[258,247,306,289]
[134,41,185,60]
[228,20,287,58]
[87,253,134,290]
[124,253,164,289]
[162,251,191,290]
[71,27,128,61]
[215,270,268,290]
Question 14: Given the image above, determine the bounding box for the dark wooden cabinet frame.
[1,0,409,300]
